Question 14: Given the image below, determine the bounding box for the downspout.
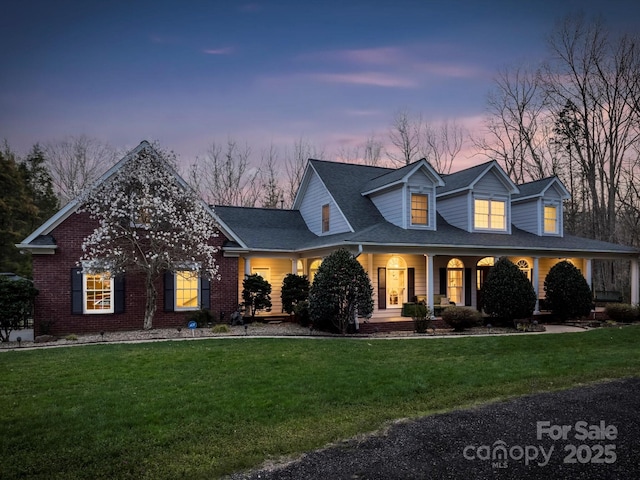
[354,244,363,258]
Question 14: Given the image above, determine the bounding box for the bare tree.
[388,109,422,165]
[283,137,323,208]
[476,65,557,183]
[337,132,384,166]
[198,138,261,207]
[260,143,284,208]
[44,135,119,204]
[422,120,466,174]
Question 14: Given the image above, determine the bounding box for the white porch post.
[631,258,639,305]
[533,257,540,314]
[244,256,251,277]
[291,258,297,274]
[426,254,434,313]
[585,259,593,290]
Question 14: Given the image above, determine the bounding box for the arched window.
[309,259,322,283]
[476,257,494,290]
[387,256,407,307]
[516,259,531,281]
[447,258,464,305]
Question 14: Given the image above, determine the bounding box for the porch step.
[359,318,447,334]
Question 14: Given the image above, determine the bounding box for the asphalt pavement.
[229,377,640,480]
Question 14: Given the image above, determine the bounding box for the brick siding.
[32,211,239,336]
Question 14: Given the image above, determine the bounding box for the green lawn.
[2,327,639,479]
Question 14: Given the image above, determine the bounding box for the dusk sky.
[2,0,639,171]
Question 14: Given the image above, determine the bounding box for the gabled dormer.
[360,159,444,230]
[293,160,353,236]
[511,177,570,237]
[436,161,519,234]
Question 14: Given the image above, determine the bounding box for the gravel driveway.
[229,377,640,480]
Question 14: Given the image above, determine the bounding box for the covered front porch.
[233,247,639,324]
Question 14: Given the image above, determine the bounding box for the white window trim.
[175,269,200,311]
[543,202,561,235]
[473,197,508,233]
[409,192,431,228]
[83,271,115,314]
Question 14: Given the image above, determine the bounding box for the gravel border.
[227,377,640,480]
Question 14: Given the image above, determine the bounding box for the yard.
[2,326,639,479]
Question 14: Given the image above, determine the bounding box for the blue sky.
[1,1,638,170]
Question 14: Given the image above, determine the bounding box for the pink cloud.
[203,47,234,55]
[306,72,416,88]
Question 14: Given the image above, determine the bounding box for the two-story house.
[18,141,640,335]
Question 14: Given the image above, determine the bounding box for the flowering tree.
[78,143,220,330]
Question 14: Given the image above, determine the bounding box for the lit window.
[447,258,464,305]
[411,194,429,225]
[309,259,322,283]
[516,259,531,281]
[84,272,114,314]
[252,267,271,284]
[175,270,199,310]
[321,204,330,232]
[544,205,558,234]
[474,199,506,230]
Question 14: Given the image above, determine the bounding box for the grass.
[2,326,639,479]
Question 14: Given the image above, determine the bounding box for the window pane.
[474,199,489,229]
[176,270,199,309]
[544,205,557,233]
[411,194,428,225]
[85,272,113,313]
[322,204,330,232]
[490,200,505,229]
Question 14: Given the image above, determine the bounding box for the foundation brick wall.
[32,211,239,336]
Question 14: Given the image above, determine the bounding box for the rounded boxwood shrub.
[309,248,373,334]
[480,257,536,322]
[442,306,482,331]
[281,273,310,316]
[544,261,592,321]
[604,303,640,323]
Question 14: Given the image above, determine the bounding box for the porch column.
[244,256,251,277]
[631,258,639,305]
[585,259,592,290]
[532,257,540,314]
[291,258,297,274]
[426,254,434,314]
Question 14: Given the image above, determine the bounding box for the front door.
[386,256,407,308]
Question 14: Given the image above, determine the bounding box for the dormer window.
[544,204,559,234]
[410,194,429,226]
[322,204,330,233]
[474,198,506,231]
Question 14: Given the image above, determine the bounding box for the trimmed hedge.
[604,303,640,323]
[442,306,482,331]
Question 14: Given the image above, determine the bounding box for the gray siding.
[474,170,509,195]
[512,200,540,235]
[370,187,404,227]
[437,193,470,231]
[299,172,350,235]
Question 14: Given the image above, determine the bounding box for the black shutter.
[407,268,415,301]
[378,267,386,310]
[114,275,125,314]
[464,268,472,306]
[439,268,447,295]
[200,277,211,310]
[164,271,174,311]
[71,267,83,314]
